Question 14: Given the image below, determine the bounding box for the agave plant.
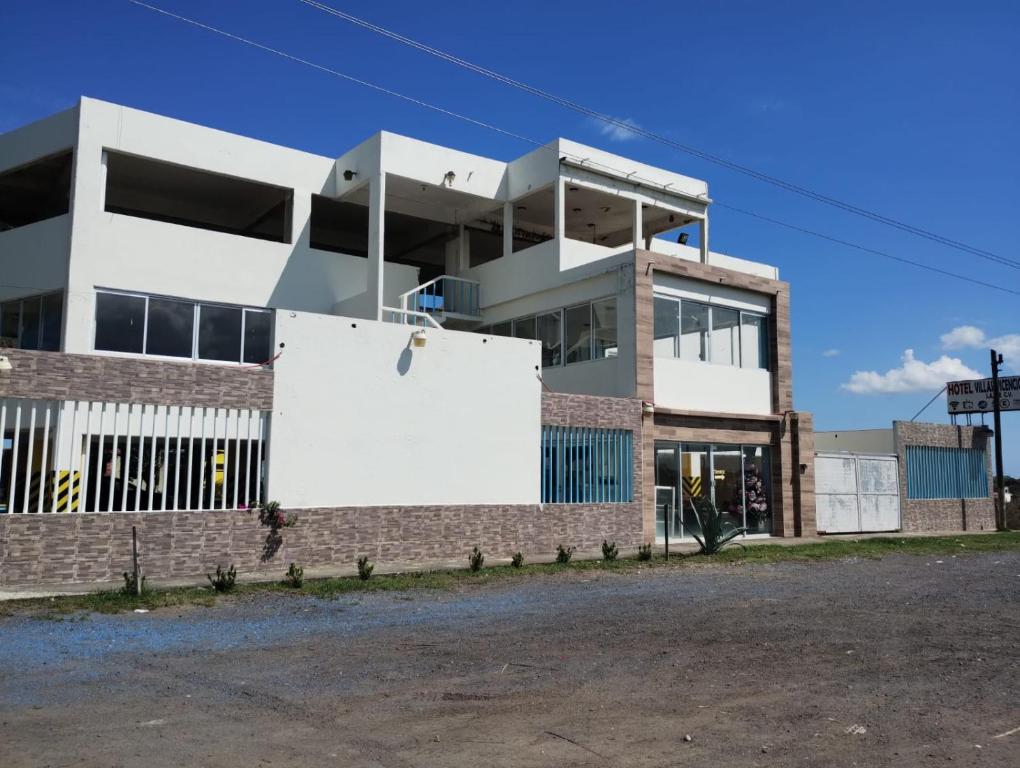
[685,497,748,555]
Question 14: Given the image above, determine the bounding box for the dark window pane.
[243,310,272,364]
[40,293,63,351]
[513,316,536,340]
[592,298,617,359]
[679,302,709,362]
[95,293,145,353]
[491,321,512,337]
[198,305,242,362]
[536,311,561,367]
[711,306,740,366]
[146,298,194,358]
[653,296,678,357]
[1,301,20,346]
[19,296,41,350]
[564,304,592,364]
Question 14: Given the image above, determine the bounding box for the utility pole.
[991,349,1006,531]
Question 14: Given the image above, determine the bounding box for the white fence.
[0,398,270,514]
[815,453,900,534]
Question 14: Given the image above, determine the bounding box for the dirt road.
[2,553,1018,766]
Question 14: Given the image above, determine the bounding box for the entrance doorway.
[654,441,773,542]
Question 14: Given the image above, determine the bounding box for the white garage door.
[816,453,900,534]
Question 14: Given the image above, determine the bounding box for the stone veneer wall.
[0,348,274,410]
[893,421,996,532]
[0,379,645,585]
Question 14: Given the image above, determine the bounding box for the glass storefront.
[654,441,773,540]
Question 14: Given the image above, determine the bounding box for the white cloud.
[940,325,986,349]
[940,324,1020,371]
[842,349,981,395]
[822,349,840,358]
[595,116,642,142]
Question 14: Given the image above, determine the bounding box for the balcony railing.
[399,276,481,323]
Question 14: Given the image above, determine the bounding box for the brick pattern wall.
[893,421,996,532]
[0,348,274,411]
[0,503,645,586]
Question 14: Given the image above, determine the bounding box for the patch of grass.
[6,532,1020,617]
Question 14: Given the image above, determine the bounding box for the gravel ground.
[1,552,1019,767]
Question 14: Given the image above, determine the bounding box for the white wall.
[61,99,420,354]
[268,311,542,507]
[654,358,773,415]
[649,240,779,280]
[653,273,772,314]
[0,215,71,303]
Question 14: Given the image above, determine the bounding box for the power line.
[120,1,1020,298]
[295,0,1020,272]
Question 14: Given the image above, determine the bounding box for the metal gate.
[815,453,900,534]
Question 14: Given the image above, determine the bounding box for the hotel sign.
[946,376,1020,415]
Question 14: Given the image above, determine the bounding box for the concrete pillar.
[503,201,513,258]
[699,216,709,264]
[554,177,565,240]
[367,173,386,321]
[632,198,643,249]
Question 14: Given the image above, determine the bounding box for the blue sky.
[3,0,1018,472]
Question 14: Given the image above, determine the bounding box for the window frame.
[652,293,770,371]
[92,288,273,366]
[0,291,64,351]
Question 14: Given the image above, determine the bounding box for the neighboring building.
[814,422,996,534]
[0,98,815,586]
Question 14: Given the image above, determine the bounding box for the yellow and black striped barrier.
[682,475,703,499]
[26,470,81,513]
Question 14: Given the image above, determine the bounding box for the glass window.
[243,310,273,364]
[592,298,617,359]
[1,300,20,346]
[712,446,744,530]
[95,292,145,353]
[146,297,194,358]
[541,426,632,503]
[536,311,561,367]
[741,313,768,369]
[653,296,678,357]
[40,293,63,351]
[564,303,592,364]
[19,296,41,350]
[513,316,536,340]
[743,446,772,534]
[198,305,242,362]
[710,306,740,366]
[680,444,710,539]
[679,302,709,361]
[491,321,512,337]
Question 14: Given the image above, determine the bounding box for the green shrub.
[687,497,748,555]
[285,562,304,588]
[207,564,237,593]
[637,544,652,561]
[356,556,374,581]
[601,540,619,562]
[555,544,575,564]
[511,551,524,568]
[121,571,147,596]
[469,546,484,572]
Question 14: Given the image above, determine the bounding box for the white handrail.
[382,306,442,328]
[397,274,480,302]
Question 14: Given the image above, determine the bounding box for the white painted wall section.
[269,312,542,507]
[654,358,773,415]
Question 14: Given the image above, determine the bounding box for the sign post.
[991,350,1006,531]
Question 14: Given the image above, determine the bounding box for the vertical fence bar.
[173,407,183,511]
[220,408,229,511]
[186,407,196,511]
[244,409,254,507]
[255,412,265,505]
[147,405,158,511]
[160,406,170,511]
[134,405,145,512]
[10,402,22,513]
[38,403,52,514]
[232,409,242,510]
[107,404,120,513]
[198,407,208,512]
[78,403,93,514]
[94,403,106,514]
[121,403,134,512]
[0,401,7,511]
[21,403,37,514]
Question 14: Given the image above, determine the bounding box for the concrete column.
[367,172,386,321]
[554,177,565,240]
[632,198,643,249]
[699,216,709,264]
[503,201,513,258]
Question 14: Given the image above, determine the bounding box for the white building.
[0,99,816,586]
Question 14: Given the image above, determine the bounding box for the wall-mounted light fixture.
[444,170,456,186]
[411,329,428,348]
[0,355,11,372]
[677,232,689,245]
[641,400,655,415]
[342,169,357,181]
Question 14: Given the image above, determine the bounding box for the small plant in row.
[357,555,374,581]
[555,544,576,564]
[637,544,652,561]
[207,564,237,593]
[121,570,148,596]
[469,546,485,572]
[511,551,524,568]
[601,540,619,562]
[285,562,304,588]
